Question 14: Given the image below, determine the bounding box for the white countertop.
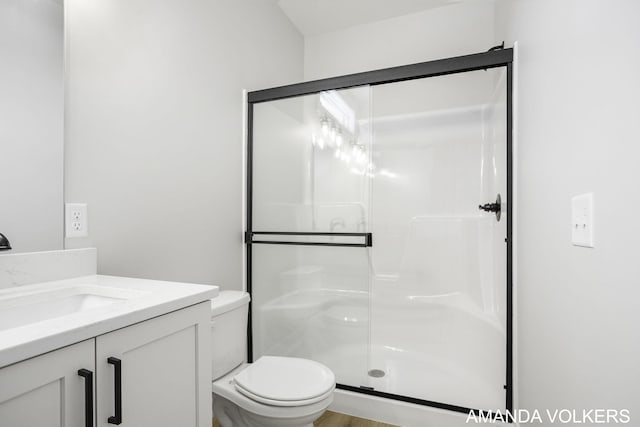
[0,274,218,368]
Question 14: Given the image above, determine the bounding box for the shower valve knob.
[478,194,502,221]
[479,202,500,212]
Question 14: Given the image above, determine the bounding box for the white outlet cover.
[65,203,88,238]
[571,193,594,248]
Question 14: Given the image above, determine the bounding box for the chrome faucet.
[0,233,11,251]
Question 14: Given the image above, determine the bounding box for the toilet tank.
[210,291,251,380]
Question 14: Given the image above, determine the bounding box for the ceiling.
[277,0,461,36]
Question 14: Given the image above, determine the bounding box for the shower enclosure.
[245,48,513,415]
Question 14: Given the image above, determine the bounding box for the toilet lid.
[233,356,335,404]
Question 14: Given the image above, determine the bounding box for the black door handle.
[77,369,93,427]
[107,357,122,425]
[479,193,502,221]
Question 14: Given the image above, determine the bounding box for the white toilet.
[210,291,335,427]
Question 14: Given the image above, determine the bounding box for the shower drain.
[368,369,386,378]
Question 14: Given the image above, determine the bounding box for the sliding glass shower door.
[247,49,512,414]
[367,68,507,410]
[250,86,373,388]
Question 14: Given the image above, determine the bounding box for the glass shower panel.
[367,68,507,411]
[251,244,370,388]
[251,86,372,390]
[252,86,372,234]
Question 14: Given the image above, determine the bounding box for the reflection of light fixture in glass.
[320,91,355,134]
[350,144,367,164]
[335,131,343,147]
[334,148,341,158]
[317,137,325,149]
[311,133,317,147]
[321,119,329,136]
[329,126,336,142]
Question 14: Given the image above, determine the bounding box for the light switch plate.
[571,193,594,248]
[65,203,88,238]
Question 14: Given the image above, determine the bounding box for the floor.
[212,411,399,427]
[315,411,399,427]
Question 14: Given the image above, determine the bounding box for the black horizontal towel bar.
[246,232,372,247]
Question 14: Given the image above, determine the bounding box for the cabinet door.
[96,302,211,427]
[0,340,95,427]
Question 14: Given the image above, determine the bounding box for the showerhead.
[0,233,12,251]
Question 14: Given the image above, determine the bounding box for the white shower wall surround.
[248,57,510,418]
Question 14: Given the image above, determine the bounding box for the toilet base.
[213,393,322,427]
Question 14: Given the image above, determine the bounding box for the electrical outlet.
[65,203,88,238]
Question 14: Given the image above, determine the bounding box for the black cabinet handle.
[77,369,93,427]
[107,357,122,425]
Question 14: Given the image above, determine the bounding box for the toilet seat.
[234,383,334,407]
[233,356,335,407]
[212,363,335,420]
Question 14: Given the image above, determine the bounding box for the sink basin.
[0,274,218,369]
[0,285,147,332]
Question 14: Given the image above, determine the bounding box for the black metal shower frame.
[245,47,514,417]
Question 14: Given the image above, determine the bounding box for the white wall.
[304,0,496,80]
[0,0,64,253]
[496,0,640,419]
[64,0,303,288]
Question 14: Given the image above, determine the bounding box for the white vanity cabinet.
[0,301,211,427]
[96,301,211,427]
[0,339,95,427]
